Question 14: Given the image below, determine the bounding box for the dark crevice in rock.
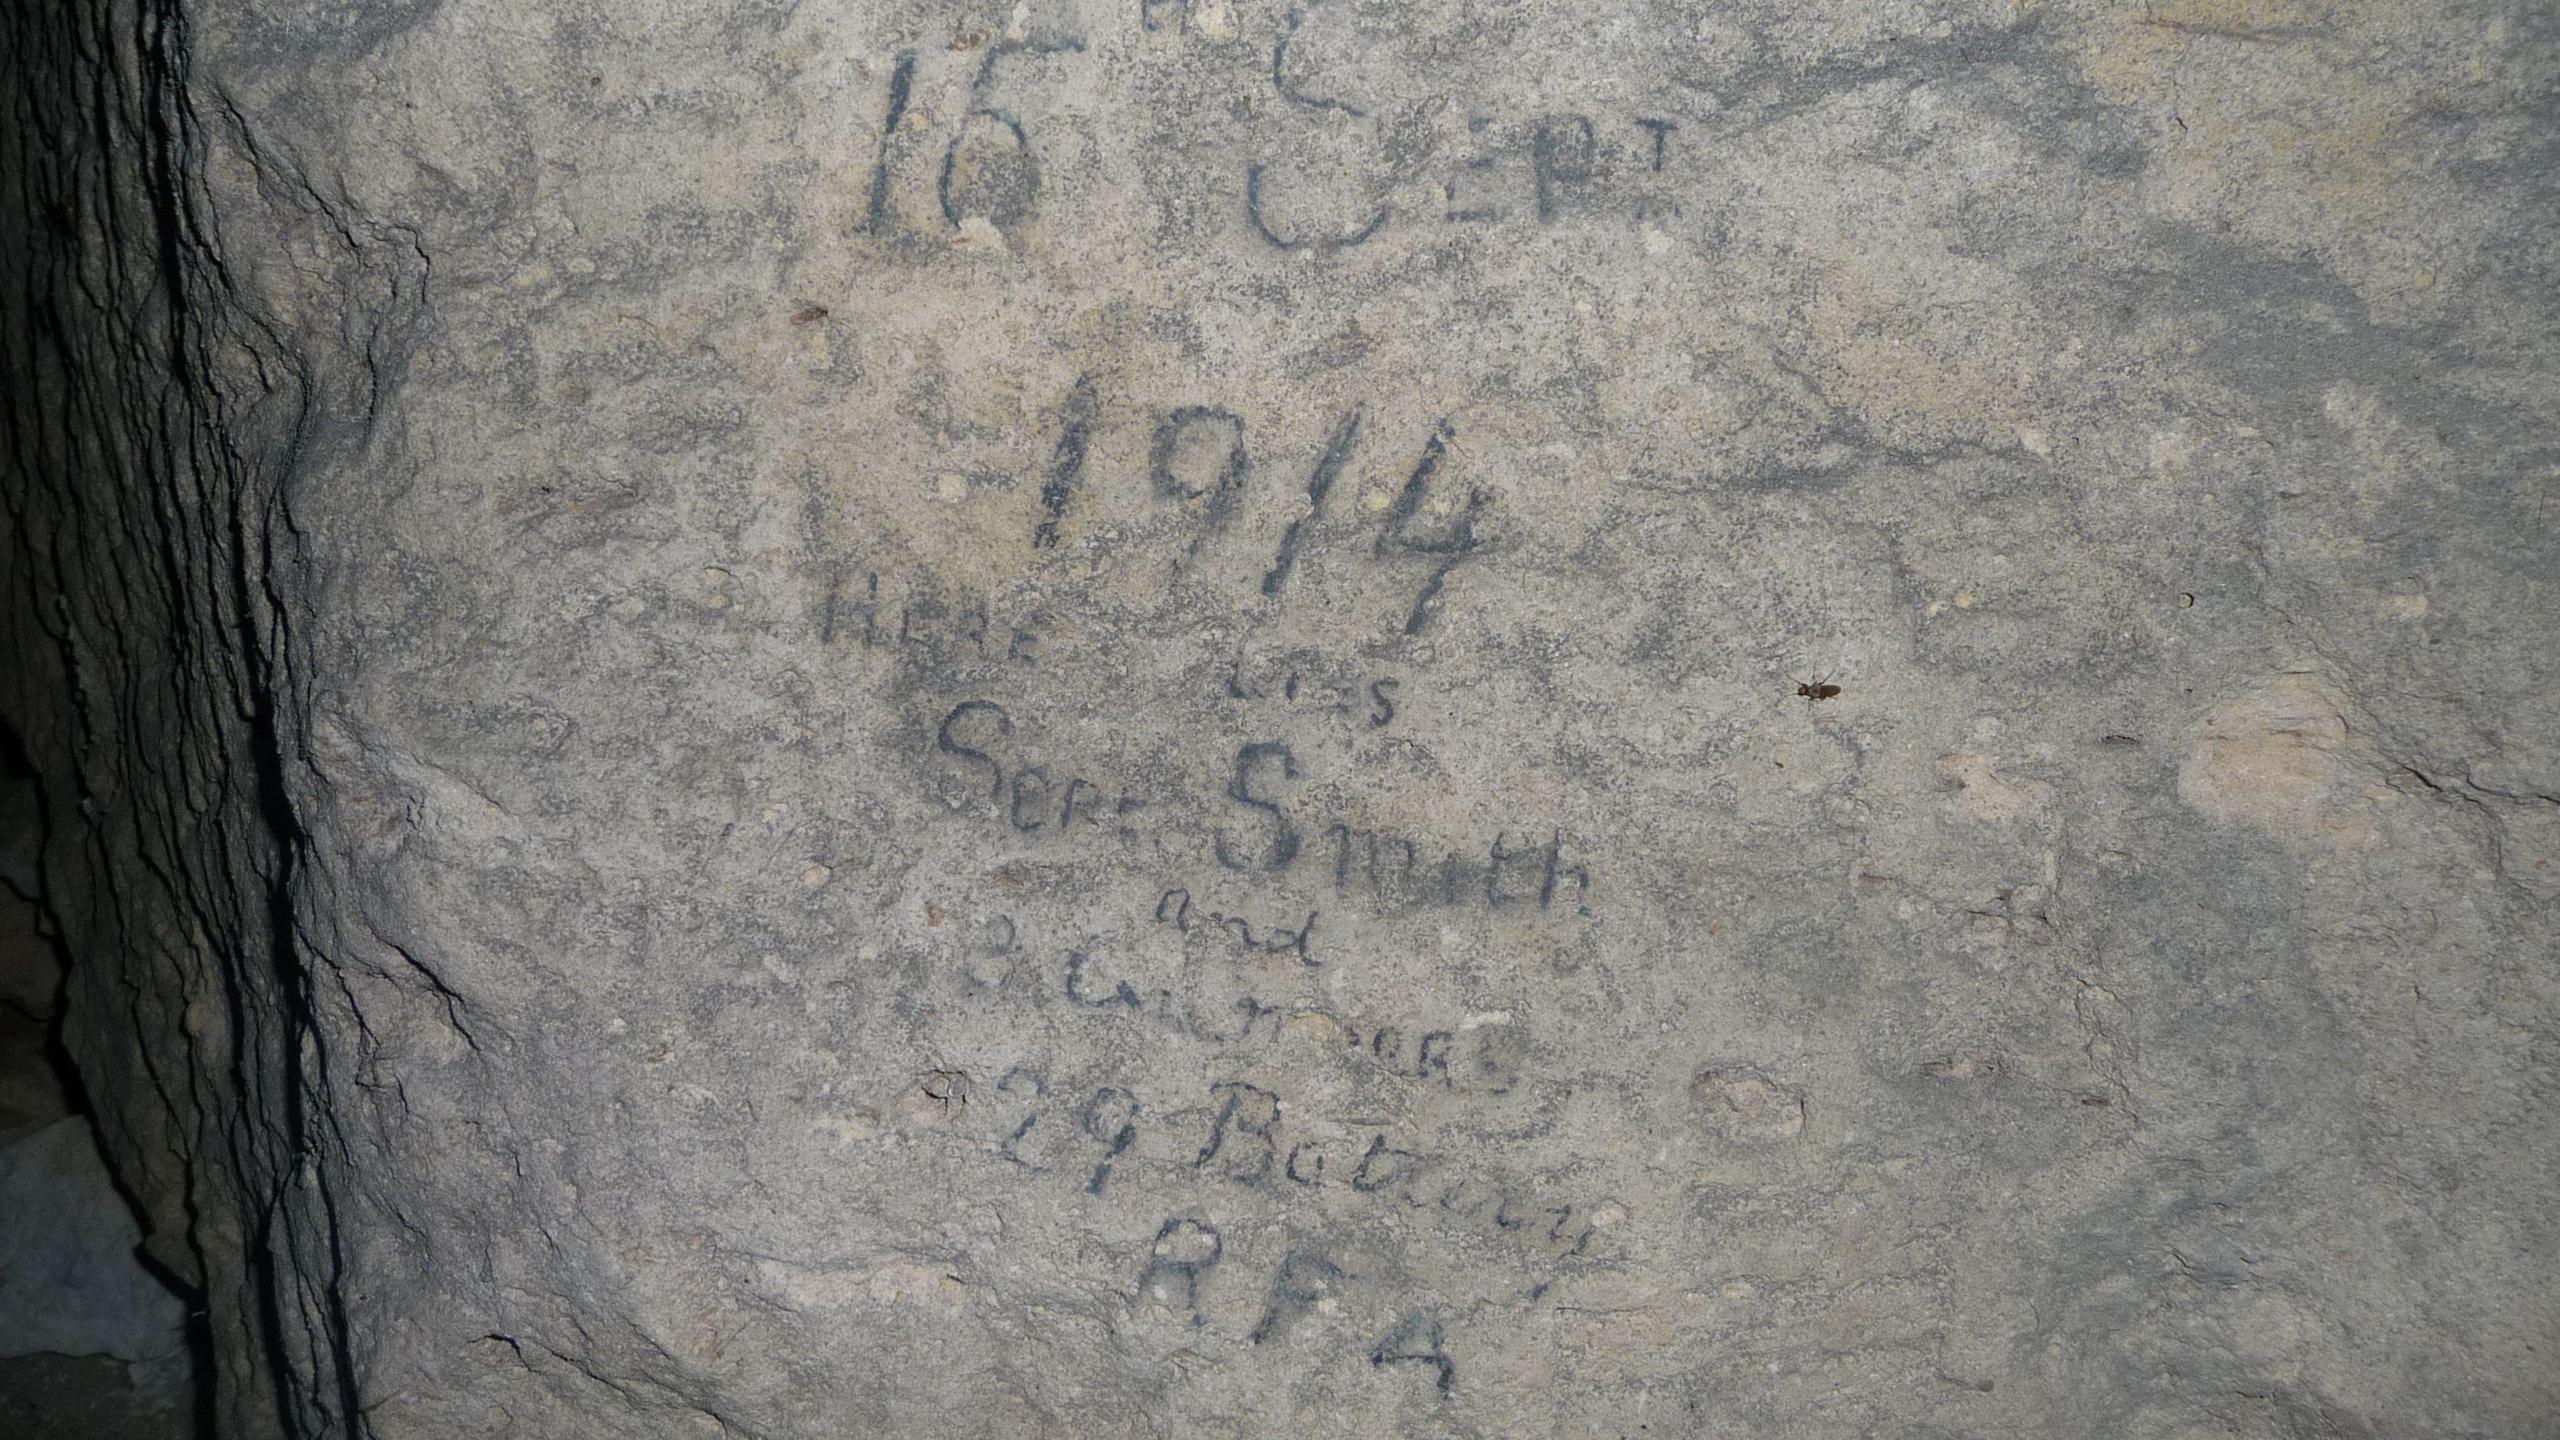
[6,0,417,1433]
[0,715,201,1430]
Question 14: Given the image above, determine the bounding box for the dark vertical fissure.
[6,0,405,1431]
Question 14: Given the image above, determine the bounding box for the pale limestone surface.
[6,0,2558,1436]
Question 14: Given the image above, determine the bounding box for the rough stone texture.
[6,0,2559,1436]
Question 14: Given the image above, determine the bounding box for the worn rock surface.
[6,0,2559,1436]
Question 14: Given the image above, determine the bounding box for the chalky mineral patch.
[5,0,2557,1436]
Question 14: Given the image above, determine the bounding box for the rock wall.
[5,1,2557,1437]
[6,0,435,1427]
